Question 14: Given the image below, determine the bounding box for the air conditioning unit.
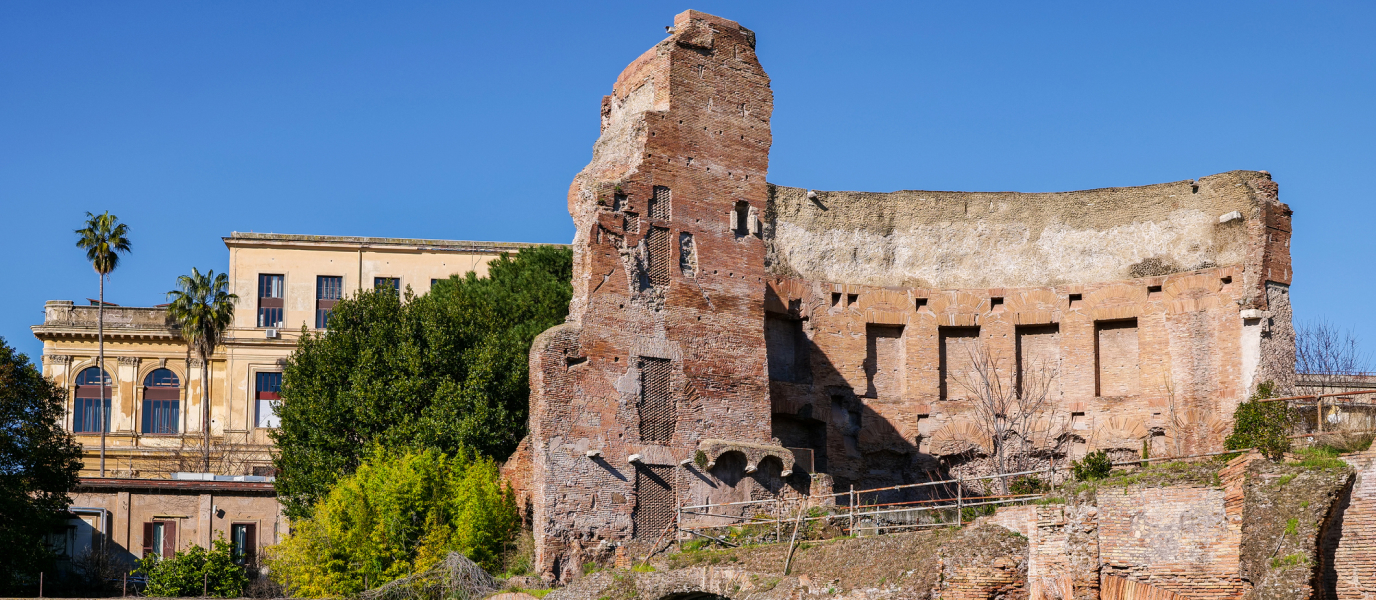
[265,328,280,339]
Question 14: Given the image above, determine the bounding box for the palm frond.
[75,211,133,275]
[166,267,239,359]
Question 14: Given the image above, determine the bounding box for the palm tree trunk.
[99,272,106,478]
[203,350,210,473]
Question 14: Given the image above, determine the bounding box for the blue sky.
[2,1,1373,364]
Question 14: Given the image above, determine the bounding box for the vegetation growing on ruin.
[272,246,572,518]
[266,447,520,597]
[1226,381,1298,459]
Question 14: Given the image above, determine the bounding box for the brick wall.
[1097,486,1243,600]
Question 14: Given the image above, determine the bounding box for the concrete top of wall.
[224,232,568,254]
[33,300,178,340]
[766,170,1277,290]
[75,477,275,494]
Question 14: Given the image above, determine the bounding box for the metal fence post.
[956,477,963,527]
[849,485,855,535]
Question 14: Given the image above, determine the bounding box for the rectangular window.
[1095,319,1140,397]
[374,277,400,293]
[316,276,343,329]
[257,274,284,328]
[939,327,981,401]
[255,372,282,428]
[1016,324,1060,397]
[864,324,905,399]
[637,357,675,442]
[72,397,111,433]
[230,523,257,565]
[142,521,176,558]
[142,392,179,435]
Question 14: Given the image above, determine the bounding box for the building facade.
[34,233,555,566]
[519,10,1297,581]
[34,232,551,479]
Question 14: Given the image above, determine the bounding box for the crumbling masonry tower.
[518,10,1296,582]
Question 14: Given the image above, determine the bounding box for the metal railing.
[665,447,1255,551]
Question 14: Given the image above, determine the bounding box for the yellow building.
[34,232,558,479]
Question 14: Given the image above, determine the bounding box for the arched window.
[73,367,111,433]
[142,369,180,434]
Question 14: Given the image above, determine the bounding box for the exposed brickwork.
[522,9,1297,583]
[1098,485,1244,600]
[1327,449,1376,600]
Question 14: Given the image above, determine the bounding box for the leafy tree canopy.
[272,246,571,517]
[266,447,519,597]
[0,337,83,592]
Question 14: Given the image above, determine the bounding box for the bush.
[1009,476,1049,495]
[136,537,247,597]
[1226,381,1296,460]
[1072,450,1113,481]
[266,447,519,598]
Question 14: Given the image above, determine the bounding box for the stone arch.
[930,421,991,456]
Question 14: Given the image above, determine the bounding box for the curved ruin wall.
[766,172,1277,290]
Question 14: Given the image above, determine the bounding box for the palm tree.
[166,268,237,472]
[75,212,132,477]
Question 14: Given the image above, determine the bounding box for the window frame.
[315,275,343,329]
[72,366,112,433]
[254,370,282,429]
[373,276,400,294]
[257,273,285,328]
[141,368,181,435]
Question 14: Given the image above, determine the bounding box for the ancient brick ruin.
[518,10,1296,582]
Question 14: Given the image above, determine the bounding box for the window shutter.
[163,521,177,557]
[141,523,154,557]
[245,524,257,565]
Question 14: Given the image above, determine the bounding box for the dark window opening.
[732,201,750,234]
[915,297,928,310]
[230,523,257,566]
[1221,276,1232,285]
[73,367,111,433]
[990,297,1004,310]
[316,276,343,329]
[766,315,812,384]
[1068,293,1083,308]
[1147,285,1162,295]
[831,292,842,307]
[374,277,400,294]
[255,372,282,429]
[847,293,859,306]
[637,357,675,442]
[142,368,180,434]
[142,521,176,559]
[257,274,284,328]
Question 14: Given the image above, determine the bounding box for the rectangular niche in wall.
[678,232,697,277]
[939,327,982,401]
[766,315,811,384]
[645,226,671,287]
[649,185,671,221]
[864,325,905,399]
[1095,319,1140,397]
[633,464,675,538]
[1016,324,1060,397]
[638,357,675,443]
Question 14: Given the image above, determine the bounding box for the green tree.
[75,211,131,476]
[272,246,571,517]
[266,447,519,597]
[136,536,248,597]
[0,337,84,592]
[165,268,238,472]
[1226,381,1295,459]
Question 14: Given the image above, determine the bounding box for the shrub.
[266,447,519,597]
[1225,381,1296,460]
[136,537,247,597]
[1009,476,1049,495]
[1072,450,1113,481]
